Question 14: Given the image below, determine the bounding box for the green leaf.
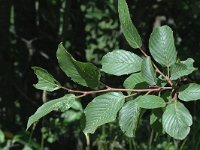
[149,25,177,67]
[119,100,141,137]
[61,110,82,123]
[84,92,125,134]
[0,130,5,143]
[150,109,162,125]
[178,83,200,101]
[57,43,100,88]
[182,58,196,67]
[161,91,172,102]
[118,0,142,48]
[162,101,192,140]
[157,75,167,87]
[101,50,143,76]
[32,67,60,92]
[170,63,187,80]
[27,94,76,130]
[135,95,166,109]
[14,135,41,149]
[170,58,197,80]
[141,56,157,85]
[123,72,148,89]
[150,109,163,134]
[23,145,32,150]
[71,100,83,111]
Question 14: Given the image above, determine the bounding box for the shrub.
[27,0,199,145]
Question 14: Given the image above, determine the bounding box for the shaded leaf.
[101,50,142,76]
[32,67,60,92]
[23,145,32,150]
[123,72,148,89]
[119,100,141,137]
[170,58,197,80]
[157,76,167,87]
[27,94,76,130]
[135,95,166,109]
[14,135,41,149]
[84,92,125,134]
[118,0,142,48]
[61,110,82,123]
[150,109,163,134]
[141,56,157,85]
[178,83,200,101]
[71,100,83,111]
[149,25,177,67]
[57,43,100,88]
[162,101,192,140]
[161,91,172,102]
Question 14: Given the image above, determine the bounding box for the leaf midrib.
[37,75,59,88]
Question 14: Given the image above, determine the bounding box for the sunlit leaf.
[32,67,60,92]
[149,25,177,67]
[135,95,166,109]
[123,72,148,89]
[118,0,142,48]
[119,100,141,137]
[170,58,197,80]
[57,43,100,88]
[141,56,157,85]
[162,101,192,140]
[178,83,200,101]
[101,50,142,76]
[27,94,76,130]
[84,92,125,134]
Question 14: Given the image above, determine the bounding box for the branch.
[139,48,148,57]
[61,86,172,97]
[153,63,173,86]
[138,47,173,86]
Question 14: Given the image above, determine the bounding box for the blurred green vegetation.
[0,0,200,149]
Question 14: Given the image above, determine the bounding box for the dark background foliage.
[0,0,200,149]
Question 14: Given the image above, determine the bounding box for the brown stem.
[138,47,173,86]
[124,93,137,98]
[153,63,173,86]
[173,92,178,100]
[61,86,172,97]
[99,81,112,89]
[167,66,170,78]
[139,48,148,57]
[61,46,174,98]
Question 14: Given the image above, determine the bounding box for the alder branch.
[152,63,173,86]
[138,47,173,86]
[61,86,172,97]
[139,48,148,57]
